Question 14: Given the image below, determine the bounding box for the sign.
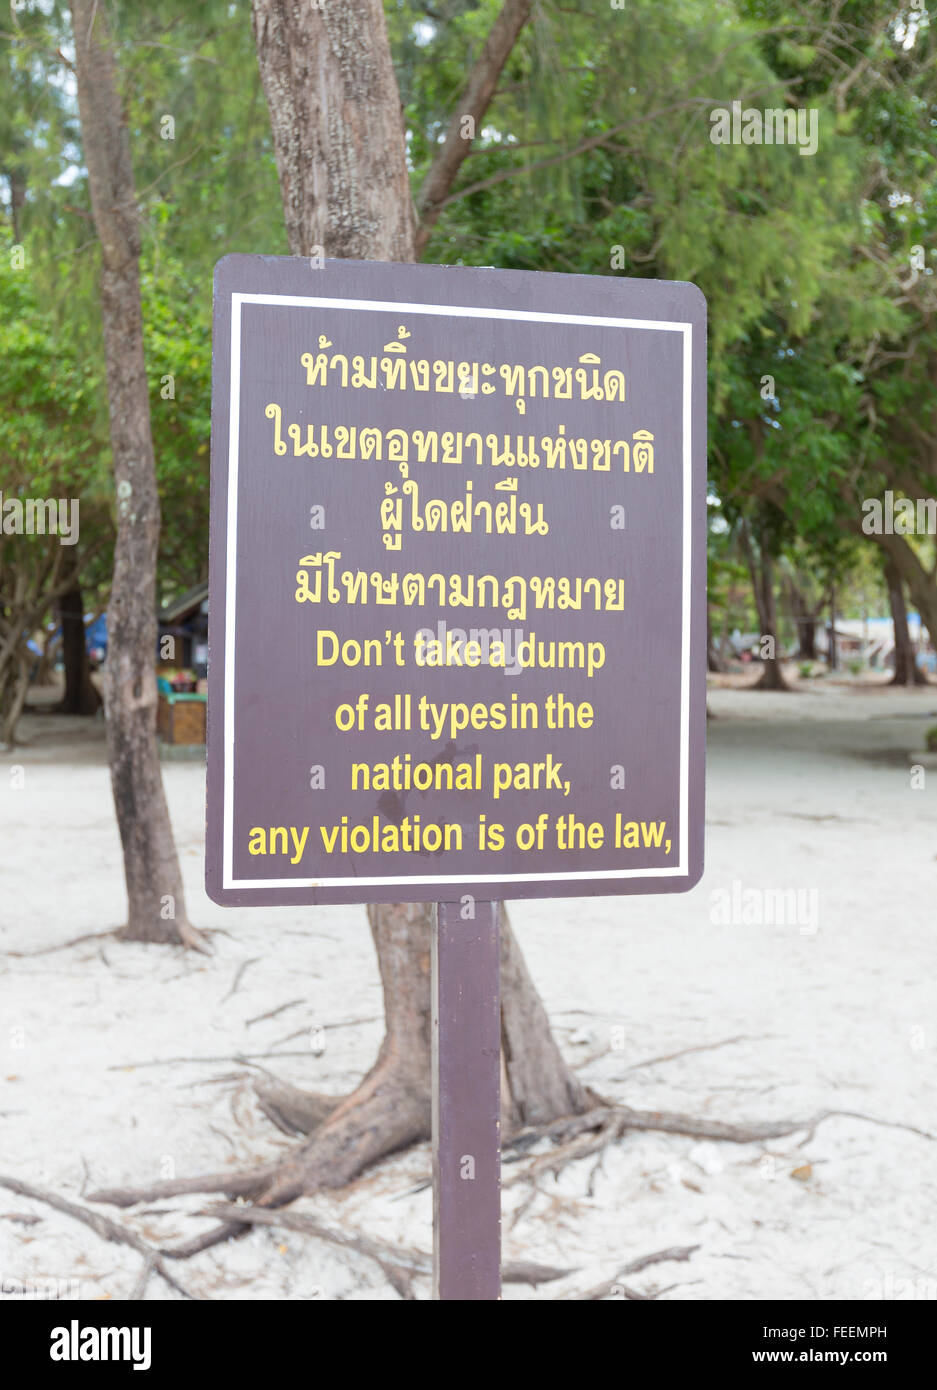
[206,255,706,906]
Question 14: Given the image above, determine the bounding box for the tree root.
[91,1051,428,1242]
[250,1074,342,1137]
[617,1032,777,1076]
[1,929,123,958]
[80,1089,937,1294]
[195,1204,574,1297]
[2,921,213,958]
[90,1162,282,1208]
[119,919,212,955]
[566,1244,700,1301]
[503,1100,936,1175]
[0,1168,689,1301]
[0,1174,199,1300]
[91,1094,934,1226]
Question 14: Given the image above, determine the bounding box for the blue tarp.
[85,613,107,656]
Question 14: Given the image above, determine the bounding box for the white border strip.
[223,293,692,889]
[221,301,242,889]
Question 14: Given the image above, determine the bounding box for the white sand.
[1,679,935,1300]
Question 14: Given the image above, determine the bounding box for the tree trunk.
[254,903,591,1205]
[884,555,926,686]
[738,520,788,690]
[827,584,838,671]
[249,0,590,1197]
[873,531,937,678]
[756,553,788,688]
[250,0,415,261]
[57,553,101,715]
[32,627,57,688]
[7,168,26,245]
[70,1,203,949]
[0,648,31,748]
[787,578,818,660]
[706,609,725,673]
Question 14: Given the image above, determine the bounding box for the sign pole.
[432,899,502,1301]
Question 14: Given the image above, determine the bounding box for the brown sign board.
[206,255,706,906]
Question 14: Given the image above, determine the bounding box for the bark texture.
[250,0,415,260]
[70,0,202,947]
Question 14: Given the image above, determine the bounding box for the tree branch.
[414,0,533,256]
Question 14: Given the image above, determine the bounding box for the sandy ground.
[1,677,936,1301]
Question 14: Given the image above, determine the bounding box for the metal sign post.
[432,900,501,1300]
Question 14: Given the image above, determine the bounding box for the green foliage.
[2,0,935,632]
[2,0,281,598]
[0,239,109,531]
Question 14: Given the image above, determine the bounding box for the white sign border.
[222,293,694,890]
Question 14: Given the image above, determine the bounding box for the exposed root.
[90,1053,428,1225]
[567,1244,700,1301]
[196,1203,575,1294]
[161,1219,251,1260]
[618,1033,777,1075]
[249,1058,430,1209]
[0,1174,198,1300]
[117,919,213,955]
[504,1112,629,1186]
[250,1074,342,1137]
[200,1202,431,1290]
[503,1259,578,1286]
[77,1077,937,1296]
[504,1101,936,1173]
[221,957,262,1002]
[88,1163,281,1208]
[1,929,122,958]
[90,1091,934,1270]
[2,921,213,958]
